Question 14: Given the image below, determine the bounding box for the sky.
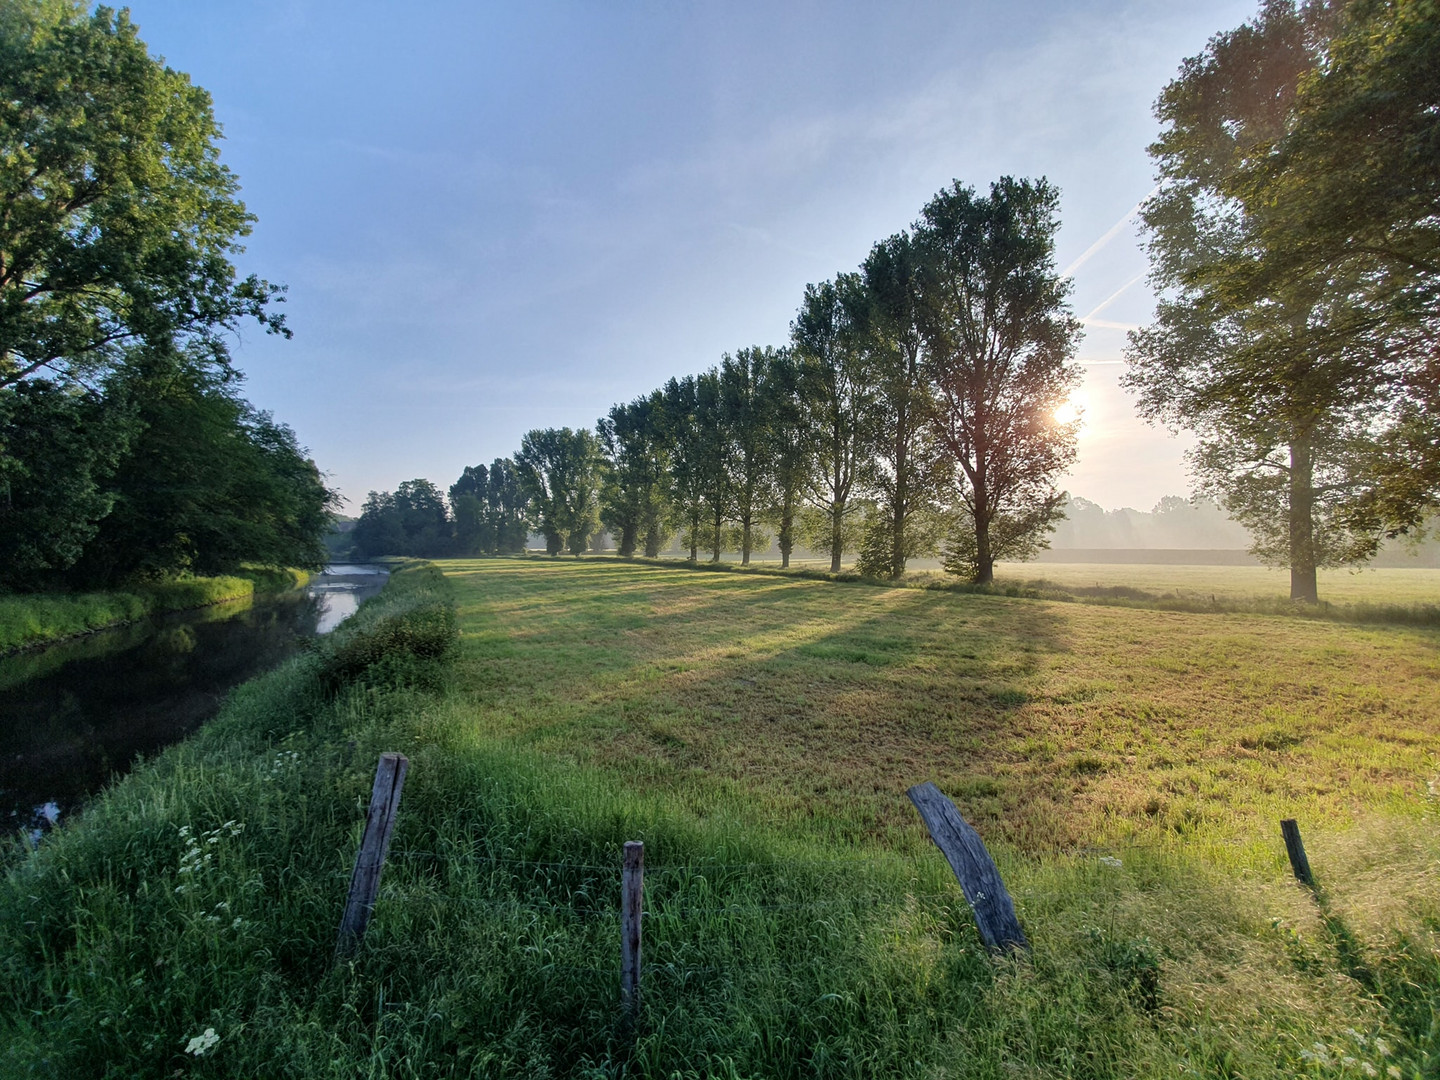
[124,0,1258,513]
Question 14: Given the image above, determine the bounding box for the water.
[0,565,388,842]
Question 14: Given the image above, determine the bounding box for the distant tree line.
[0,4,336,593]
[353,177,1085,583]
[356,0,1440,602]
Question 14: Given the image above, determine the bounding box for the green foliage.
[1124,0,1432,601]
[0,6,331,592]
[317,563,456,689]
[940,496,1067,580]
[65,354,336,586]
[0,376,135,589]
[352,478,459,559]
[598,393,672,557]
[0,1,287,392]
[515,427,603,556]
[1231,0,1440,539]
[858,231,948,579]
[720,347,777,563]
[792,274,872,573]
[913,177,1082,585]
[448,462,531,555]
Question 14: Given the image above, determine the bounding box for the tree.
[660,375,707,562]
[1217,0,1440,537]
[694,368,732,562]
[912,178,1082,584]
[394,478,450,555]
[485,457,531,554]
[0,375,135,589]
[857,232,947,578]
[515,427,603,556]
[760,348,814,569]
[352,490,406,559]
[721,347,774,564]
[69,351,336,583]
[450,463,492,554]
[0,2,287,392]
[598,392,671,558]
[1124,1,1395,601]
[791,275,872,573]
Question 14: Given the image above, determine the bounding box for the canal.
[0,565,388,842]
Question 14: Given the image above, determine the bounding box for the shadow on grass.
[540,553,1440,629]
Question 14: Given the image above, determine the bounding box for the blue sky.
[127,1,1255,512]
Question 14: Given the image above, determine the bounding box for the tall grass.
[0,567,313,654]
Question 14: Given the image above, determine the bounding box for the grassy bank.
[0,567,313,654]
[2,559,1436,1077]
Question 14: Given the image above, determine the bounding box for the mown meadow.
[2,558,1436,1078]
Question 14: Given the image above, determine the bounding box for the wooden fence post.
[1280,818,1315,886]
[907,781,1029,953]
[335,752,409,959]
[621,840,643,1012]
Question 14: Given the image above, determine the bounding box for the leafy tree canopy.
[0,2,286,391]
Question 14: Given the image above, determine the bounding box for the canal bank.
[0,562,458,1074]
[0,568,318,656]
[0,565,388,840]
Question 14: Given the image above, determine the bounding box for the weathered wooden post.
[335,752,409,959]
[621,840,643,1012]
[907,781,1029,953]
[1280,818,1315,886]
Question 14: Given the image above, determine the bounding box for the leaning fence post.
[1280,818,1315,886]
[907,781,1029,953]
[621,840,643,1012]
[335,752,409,959]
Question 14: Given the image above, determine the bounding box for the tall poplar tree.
[913,178,1082,585]
[791,275,872,573]
[721,347,774,565]
[857,233,946,579]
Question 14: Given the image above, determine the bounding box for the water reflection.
[1,566,387,841]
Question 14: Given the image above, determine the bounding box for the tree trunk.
[1289,436,1319,603]
[972,481,993,584]
[711,507,723,562]
[779,493,793,569]
[644,523,662,558]
[830,502,843,574]
[618,523,638,558]
[741,515,752,565]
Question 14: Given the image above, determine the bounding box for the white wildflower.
[231,917,244,930]
[1362,1063,1378,1077]
[184,1027,220,1056]
[1388,1066,1403,1079]
[1343,1057,1359,1068]
[1098,856,1123,869]
[1375,1038,1391,1057]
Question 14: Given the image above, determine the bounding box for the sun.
[1054,389,1089,428]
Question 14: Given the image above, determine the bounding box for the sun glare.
[1054,389,1090,430]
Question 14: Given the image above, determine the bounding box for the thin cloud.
[1080,270,1146,322]
[1060,186,1158,279]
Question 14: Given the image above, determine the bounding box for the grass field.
[3,558,1436,1077]
[993,561,1440,606]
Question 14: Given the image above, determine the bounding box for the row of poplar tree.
[356,0,1440,599]
[355,176,1085,584]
